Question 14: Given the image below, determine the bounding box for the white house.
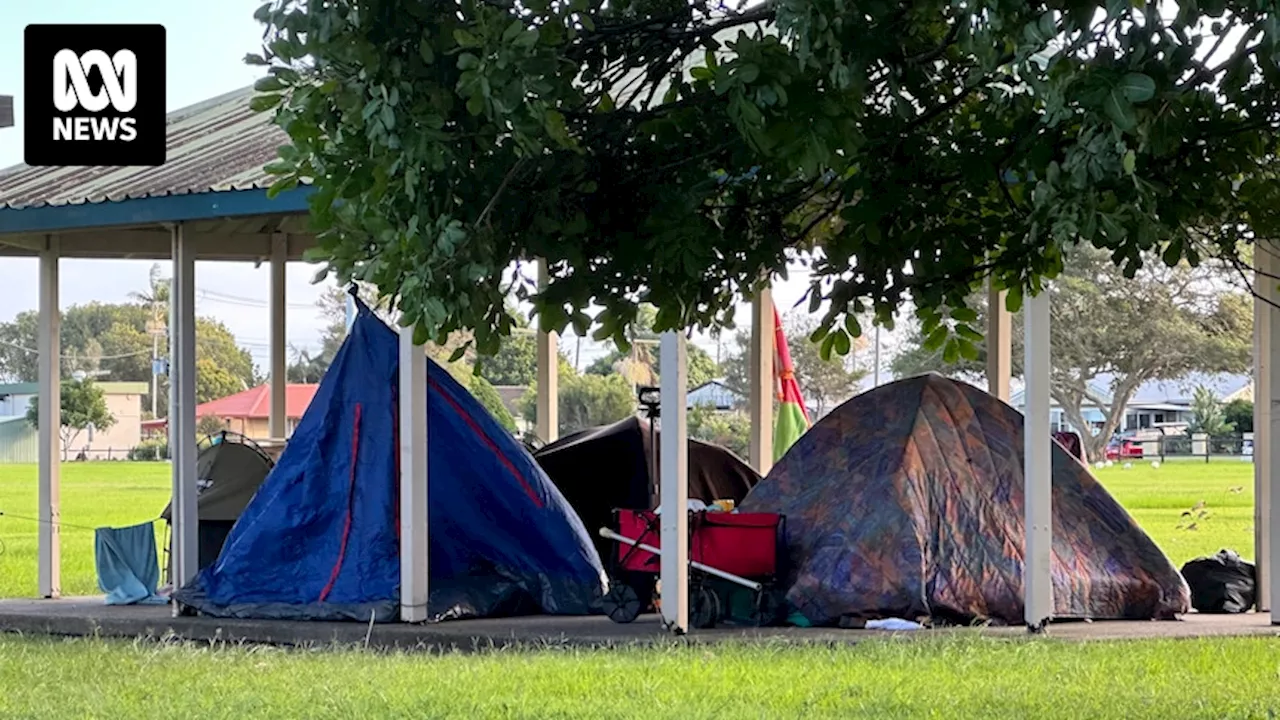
[1011,372,1252,436]
[0,381,147,460]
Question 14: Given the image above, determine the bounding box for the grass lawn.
[0,459,1261,598]
[1,634,1279,718]
[0,462,170,598]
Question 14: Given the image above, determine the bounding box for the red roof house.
[142,384,319,439]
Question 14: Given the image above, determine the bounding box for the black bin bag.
[1180,549,1256,614]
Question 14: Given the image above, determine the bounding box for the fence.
[1141,433,1253,463]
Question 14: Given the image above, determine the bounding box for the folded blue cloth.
[95,522,167,605]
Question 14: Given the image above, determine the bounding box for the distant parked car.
[1106,437,1144,461]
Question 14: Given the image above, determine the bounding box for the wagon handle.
[598,527,763,592]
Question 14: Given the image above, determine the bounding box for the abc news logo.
[24,24,166,166]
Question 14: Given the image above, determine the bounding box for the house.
[493,385,531,434]
[688,379,745,411]
[1011,372,1253,436]
[141,384,319,440]
[0,381,147,461]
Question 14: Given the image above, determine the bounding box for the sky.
[0,0,893,381]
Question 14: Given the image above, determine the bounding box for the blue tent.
[174,303,606,622]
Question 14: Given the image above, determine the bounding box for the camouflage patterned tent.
[739,374,1190,626]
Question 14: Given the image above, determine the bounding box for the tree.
[585,303,720,387]
[25,378,117,460]
[893,247,1253,461]
[197,414,228,437]
[1187,386,1235,437]
[468,373,518,432]
[0,287,256,410]
[687,405,751,460]
[474,309,539,386]
[254,1,1280,363]
[1224,398,1255,434]
[722,312,865,416]
[522,368,636,438]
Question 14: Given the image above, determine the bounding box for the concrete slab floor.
[0,597,1277,652]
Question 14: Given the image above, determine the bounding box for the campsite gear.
[739,373,1190,627]
[533,415,761,564]
[1181,549,1257,613]
[772,303,811,462]
[95,522,167,605]
[173,302,605,622]
[160,431,275,579]
[598,508,786,628]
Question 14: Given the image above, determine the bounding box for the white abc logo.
[52,49,137,113]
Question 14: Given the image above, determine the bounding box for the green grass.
[1095,459,1255,567]
[0,463,171,598]
[0,459,1261,598]
[2,634,1280,718]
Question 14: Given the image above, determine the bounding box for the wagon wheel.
[601,582,643,624]
[750,588,784,627]
[691,586,720,629]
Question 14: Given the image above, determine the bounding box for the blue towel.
[95,522,167,605]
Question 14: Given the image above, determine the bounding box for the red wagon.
[599,508,786,628]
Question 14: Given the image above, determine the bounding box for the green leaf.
[924,325,948,351]
[942,338,960,365]
[819,331,836,361]
[454,29,481,47]
[449,344,469,362]
[265,175,297,199]
[1104,89,1137,131]
[249,93,283,113]
[951,307,979,323]
[832,329,851,356]
[254,76,286,93]
[958,337,981,361]
[458,53,480,70]
[1123,149,1136,174]
[1119,73,1156,103]
[466,95,485,116]
[737,63,760,84]
[843,314,862,338]
[419,39,435,64]
[413,322,431,346]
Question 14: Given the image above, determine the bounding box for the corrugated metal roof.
[0,85,289,210]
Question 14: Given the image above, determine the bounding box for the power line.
[0,339,153,361]
[196,289,317,311]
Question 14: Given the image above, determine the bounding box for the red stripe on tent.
[427,376,544,508]
[320,403,362,602]
[393,399,400,542]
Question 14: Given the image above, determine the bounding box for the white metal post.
[535,258,559,443]
[1265,244,1280,624]
[37,235,61,598]
[988,278,1012,402]
[1023,287,1053,631]
[399,326,429,622]
[748,289,774,474]
[1255,246,1272,612]
[659,331,689,633]
[169,223,199,605]
[269,233,288,439]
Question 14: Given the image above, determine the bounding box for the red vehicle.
[1106,438,1145,461]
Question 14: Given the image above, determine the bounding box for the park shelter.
[0,83,785,626]
[175,304,605,621]
[4,80,1278,636]
[740,374,1190,625]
